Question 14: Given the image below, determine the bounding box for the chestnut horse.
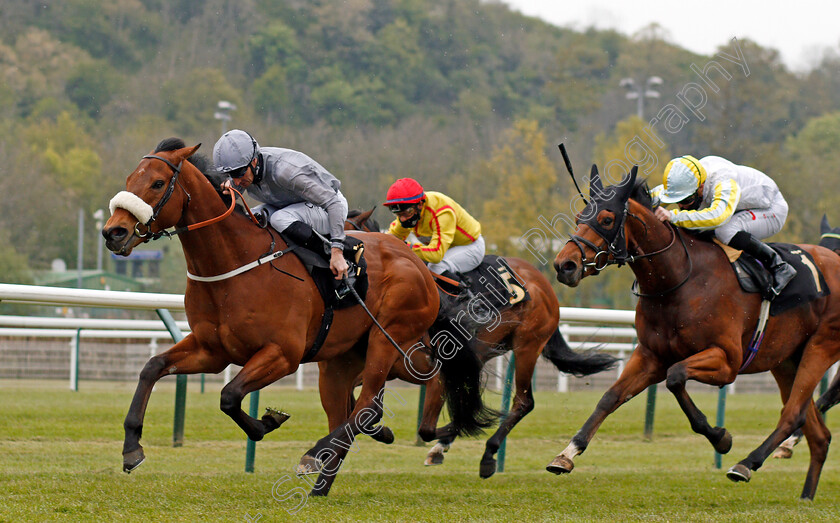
[550,165,840,500]
[323,214,617,478]
[101,138,492,497]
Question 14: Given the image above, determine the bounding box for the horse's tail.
[428,306,500,437]
[540,330,618,376]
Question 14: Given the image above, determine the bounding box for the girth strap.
[301,307,334,363]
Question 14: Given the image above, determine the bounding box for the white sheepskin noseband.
[109,191,154,224]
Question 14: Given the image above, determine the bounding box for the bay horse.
[550,165,840,500]
[101,138,493,497]
[345,207,380,232]
[321,214,617,478]
[774,213,840,458]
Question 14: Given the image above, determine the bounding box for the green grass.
[0,380,839,522]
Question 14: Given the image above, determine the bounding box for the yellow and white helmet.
[659,155,707,204]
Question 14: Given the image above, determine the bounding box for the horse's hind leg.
[728,358,832,500]
[664,346,736,454]
[815,364,840,414]
[123,335,227,473]
[479,347,539,479]
[304,335,401,497]
[778,363,840,460]
[772,363,802,459]
[796,403,831,500]
[220,343,294,441]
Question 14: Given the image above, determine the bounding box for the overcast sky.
[499,0,840,71]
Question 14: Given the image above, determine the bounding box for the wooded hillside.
[2,0,839,308]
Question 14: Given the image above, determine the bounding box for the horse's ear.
[589,164,603,195]
[616,165,638,202]
[186,143,201,158]
[174,144,201,163]
[821,214,831,235]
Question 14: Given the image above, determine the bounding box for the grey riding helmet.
[213,129,259,173]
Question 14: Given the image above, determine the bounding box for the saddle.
[279,233,369,363]
[716,240,829,316]
[284,235,369,310]
[453,255,530,312]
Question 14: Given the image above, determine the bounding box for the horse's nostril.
[561,261,577,274]
[104,227,128,241]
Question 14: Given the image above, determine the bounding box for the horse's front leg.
[479,348,539,478]
[547,345,664,474]
[123,334,227,473]
[219,342,294,441]
[664,345,737,454]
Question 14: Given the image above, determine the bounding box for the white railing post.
[69,334,79,391]
[296,364,304,391]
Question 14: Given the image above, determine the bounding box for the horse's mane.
[154,137,241,213]
[630,177,654,209]
[630,176,715,242]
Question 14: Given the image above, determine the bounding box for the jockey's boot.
[729,231,797,296]
[283,221,329,257]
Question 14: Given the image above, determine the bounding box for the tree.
[593,115,671,184]
[160,68,242,136]
[781,111,840,242]
[65,61,125,119]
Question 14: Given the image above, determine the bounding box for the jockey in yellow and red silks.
[383,178,484,280]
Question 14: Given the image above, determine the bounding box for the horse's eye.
[602,217,614,227]
[152,180,165,189]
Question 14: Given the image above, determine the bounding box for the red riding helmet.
[383,178,426,212]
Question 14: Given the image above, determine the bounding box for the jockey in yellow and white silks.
[651,155,796,295]
[383,178,484,279]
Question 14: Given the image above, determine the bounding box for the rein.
[630,225,693,298]
[345,218,364,231]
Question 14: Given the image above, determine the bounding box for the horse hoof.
[296,455,322,476]
[371,427,395,445]
[424,453,445,466]
[772,447,793,460]
[546,455,573,475]
[714,429,732,454]
[479,458,497,478]
[726,464,751,483]
[123,447,145,473]
[262,408,290,431]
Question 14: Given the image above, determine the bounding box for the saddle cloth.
[715,240,829,316]
[458,255,530,311]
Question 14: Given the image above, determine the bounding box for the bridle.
[111,153,261,242]
[133,154,188,240]
[566,202,693,297]
[111,153,303,282]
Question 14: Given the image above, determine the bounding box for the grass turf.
[0,379,838,522]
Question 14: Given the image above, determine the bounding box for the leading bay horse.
[550,165,840,500]
[101,138,492,497]
[321,213,617,478]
